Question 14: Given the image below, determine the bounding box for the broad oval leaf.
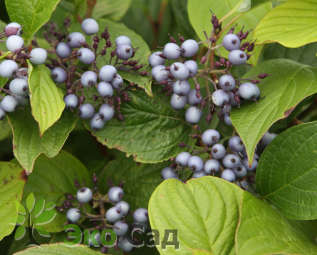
[254,0,317,48]
[231,59,317,164]
[8,109,77,173]
[96,19,152,95]
[86,89,194,163]
[256,122,317,220]
[98,154,168,209]
[5,0,61,43]
[149,177,317,255]
[14,243,106,255]
[0,162,26,241]
[29,64,65,135]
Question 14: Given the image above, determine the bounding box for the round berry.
[51,67,67,83]
[0,60,18,78]
[6,35,24,52]
[173,80,190,95]
[90,114,105,130]
[15,68,28,80]
[261,132,277,146]
[149,51,165,67]
[78,48,95,64]
[233,165,247,178]
[212,89,230,107]
[66,208,81,223]
[211,144,226,159]
[111,74,123,89]
[242,158,258,171]
[222,33,241,51]
[238,82,260,100]
[228,136,244,152]
[81,18,99,35]
[15,95,28,106]
[151,65,169,83]
[30,48,47,65]
[224,114,232,126]
[79,103,95,119]
[99,65,117,82]
[133,208,148,223]
[228,50,247,65]
[116,44,133,60]
[187,89,202,105]
[170,94,187,110]
[108,186,124,203]
[115,201,130,216]
[185,106,202,124]
[77,187,93,203]
[219,74,235,91]
[175,152,191,166]
[68,32,86,48]
[170,62,189,80]
[105,207,122,223]
[64,94,78,108]
[223,154,240,169]
[188,155,203,171]
[204,159,220,174]
[97,82,113,97]
[0,107,5,120]
[163,42,181,59]
[161,167,177,180]
[81,71,97,87]
[118,238,134,252]
[113,221,129,236]
[192,171,206,178]
[0,95,18,112]
[221,169,236,182]
[181,39,199,57]
[4,22,21,36]
[99,104,114,121]
[9,78,28,96]
[115,35,132,46]
[56,42,71,58]
[184,60,198,77]
[202,129,220,146]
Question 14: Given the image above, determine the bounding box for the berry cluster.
[43,18,146,130]
[0,22,48,119]
[161,129,277,188]
[57,175,148,253]
[148,14,268,126]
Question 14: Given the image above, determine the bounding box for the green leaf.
[149,177,317,255]
[254,0,317,48]
[0,162,26,241]
[14,243,107,255]
[26,193,35,213]
[93,0,132,20]
[8,109,77,173]
[96,19,152,95]
[86,89,194,163]
[231,59,317,164]
[5,0,61,43]
[28,64,65,135]
[256,122,317,220]
[187,0,272,63]
[262,43,317,66]
[98,155,168,209]
[23,150,91,232]
[0,119,12,141]
[14,226,26,241]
